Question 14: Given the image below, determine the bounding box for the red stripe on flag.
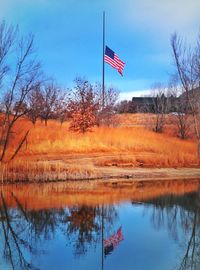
[104,49,125,76]
[104,56,117,68]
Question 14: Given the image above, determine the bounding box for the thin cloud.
[121,0,200,40]
[119,89,151,101]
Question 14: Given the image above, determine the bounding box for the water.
[0,180,200,270]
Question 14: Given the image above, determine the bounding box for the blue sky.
[0,0,199,99]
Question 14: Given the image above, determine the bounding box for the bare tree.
[96,83,119,126]
[0,21,41,162]
[171,32,200,156]
[0,21,17,89]
[27,84,43,125]
[39,82,62,126]
[147,82,169,133]
[54,90,69,126]
[168,78,191,139]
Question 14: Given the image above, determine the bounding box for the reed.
[0,160,100,183]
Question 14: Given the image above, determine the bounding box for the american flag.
[104,46,125,76]
[104,226,124,256]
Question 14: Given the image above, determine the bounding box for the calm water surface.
[0,180,200,270]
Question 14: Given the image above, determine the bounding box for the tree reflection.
[0,192,40,270]
[138,190,200,270]
[64,205,117,257]
[64,206,101,256]
[0,191,118,269]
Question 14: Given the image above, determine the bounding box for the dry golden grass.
[18,117,198,165]
[1,113,199,182]
[0,159,100,182]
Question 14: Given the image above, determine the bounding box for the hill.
[0,114,199,182]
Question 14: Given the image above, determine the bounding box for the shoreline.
[1,166,200,184]
[1,152,200,183]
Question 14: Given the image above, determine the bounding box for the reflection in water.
[0,192,38,270]
[0,192,66,270]
[65,206,101,257]
[104,226,124,256]
[0,191,117,270]
[0,180,200,270]
[140,191,200,270]
[65,206,117,257]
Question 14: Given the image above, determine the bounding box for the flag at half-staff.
[104,226,124,256]
[104,46,125,76]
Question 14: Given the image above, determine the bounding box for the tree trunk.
[197,140,200,159]
[10,130,29,161]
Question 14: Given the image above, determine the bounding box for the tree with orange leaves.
[69,77,99,133]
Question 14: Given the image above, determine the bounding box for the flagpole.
[101,12,105,267]
[102,11,105,108]
[101,204,104,270]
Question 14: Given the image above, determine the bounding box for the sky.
[0,0,199,100]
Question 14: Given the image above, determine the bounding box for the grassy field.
[12,114,197,164]
[1,113,199,182]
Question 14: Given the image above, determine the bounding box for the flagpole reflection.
[101,204,124,270]
[101,203,104,270]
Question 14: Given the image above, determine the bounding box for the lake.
[0,179,199,270]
